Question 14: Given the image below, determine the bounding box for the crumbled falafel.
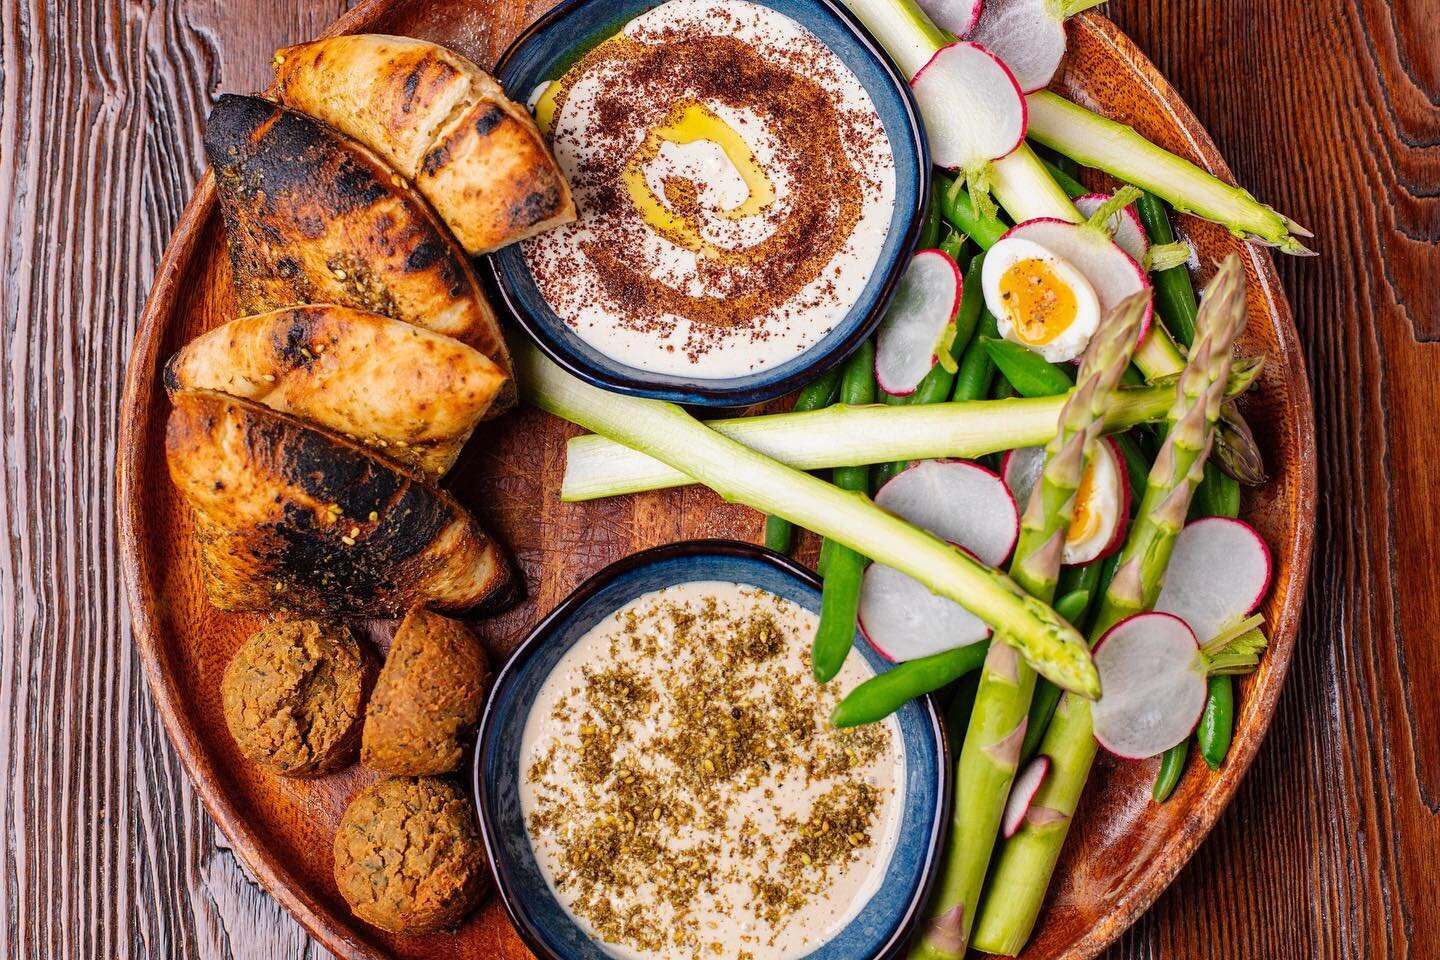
[361,607,489,775]
[333,776,487,933]
[220,619,373,777]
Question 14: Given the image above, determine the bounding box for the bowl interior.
[475,541,947,959]
[486,0,929,406]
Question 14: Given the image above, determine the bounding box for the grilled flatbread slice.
[203,94,514,411]
[165,305,504,479]
[166,389,512,616]
[272,34,575,255]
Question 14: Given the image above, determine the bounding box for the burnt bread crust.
[164,305,505,479]
[271,34,575,255]
[361,607,489,775]
[203,94,514,411]
[165,389,511,616]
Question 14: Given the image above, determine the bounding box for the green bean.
[944,670,983,744]
[1191,460,1242,522]
[939,226,967,261]
[1038,154,1088,200]
[1136,192,1199,348]
[763,370,844,552]
[812,342,876,682]
[991,377,1017,400]
[831,642,988,728]
[938,173,1008,249]
[917,182,943,250]
[1197,675,1235,769]
[951,307,1001,402]
[1152,740,1189,802]
[1053,589,1090,626]
[982,338,1075,397]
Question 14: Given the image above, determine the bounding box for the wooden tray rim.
[115,5,1318,959]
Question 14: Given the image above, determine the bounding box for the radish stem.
[1026,92,1315,255]
[520,342,1099,696]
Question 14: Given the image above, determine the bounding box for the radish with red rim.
[1155,516,1272,645]
[1074,193,1148,264]
[1002,755,1052,838]
[1091,612,1208,759]
[1002,436,1129,565]
[914,0,982,38]
[875,249,964,395]
[910,41,1027,173]
[859,460,1019,661]
[962,0,1108,94]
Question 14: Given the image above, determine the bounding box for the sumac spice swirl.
[522,0,897,378]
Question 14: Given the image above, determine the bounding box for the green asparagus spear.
[813,343,878,683]
[970,254,1250,956]
[521,342,1098,695]
[911,292,1151,959]
[831,642,988,728]
[764,370,843,552]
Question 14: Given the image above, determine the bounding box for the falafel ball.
[221,619,373,777]
[333,776,487,933]
[361,607,489,775]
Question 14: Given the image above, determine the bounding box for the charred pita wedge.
[272,34,575,254]
[166,389,513,616]
[203,94,514,411]
[165,305,504,479]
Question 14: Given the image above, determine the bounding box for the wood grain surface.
[0,4,1435,960]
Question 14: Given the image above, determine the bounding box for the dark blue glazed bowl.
[486,0,929,406]
[474,540,949,960]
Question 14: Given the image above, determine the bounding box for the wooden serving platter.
[117,1,1316,958]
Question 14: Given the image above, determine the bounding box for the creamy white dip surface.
[519,581,905,959]
[523,0,897,378]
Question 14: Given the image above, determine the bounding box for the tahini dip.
[519,582,905,959]
[523,0,898,378]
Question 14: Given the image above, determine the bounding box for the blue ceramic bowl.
[487,0,930,406]
[474,540,949,960]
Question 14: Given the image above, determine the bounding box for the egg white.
[982,236,1102,363]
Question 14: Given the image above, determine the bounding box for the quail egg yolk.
[1068,457,1103,545]
[998,258,1080,346]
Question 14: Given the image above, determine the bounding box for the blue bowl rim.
[472,538,952,960]
[484,0,932,407]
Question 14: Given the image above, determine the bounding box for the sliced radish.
[875,249,963,396]
[860,460,1019,662]
[859,562,991,662]
[1001,438,1129,564]
[1074,193,1148,264]
[910,42,1026,171]
[916,0,983,38]
[1091,612,1207,760]
[964,0,1067,94]
[1154,517,1272,645]
[981,234,1102,363]
[1003,218,1153,345]
[1002,755,1051,838]
[873,460,1018,566]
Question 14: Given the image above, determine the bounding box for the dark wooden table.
[2,0,1436,957]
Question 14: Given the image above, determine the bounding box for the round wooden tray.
[117,1,1317,957]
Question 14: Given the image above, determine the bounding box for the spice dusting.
[521,582,901,960]
[521,0,897,380]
